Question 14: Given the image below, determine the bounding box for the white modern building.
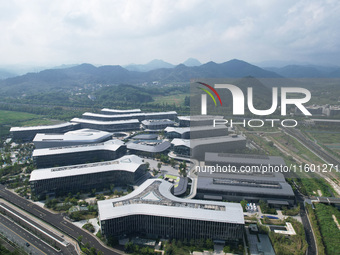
[82,111,178,122]
[10,122,80,142]
[101,108,142,115]
[70,118,140,132]
[33,129,113,149]
[98,179,244,240]
[165,125,229,139]
[30,155,146,199]
[33,139,126,168]
[177,115,224,127]
[171,135,247,160]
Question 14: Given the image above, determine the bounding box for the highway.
[0,213,58,255]
[0,184,123,255]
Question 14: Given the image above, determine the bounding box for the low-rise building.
[83,111,178,121]
[127,140,171,157]
[70,118,140,132]
[33,129,112,149]
[10,122,80,142]
[171,135,247,160]
[141,119,176,130]
[30,155,146,199]
[177,115,224,127]
[98,179,244,241]
[33,139,126,168]
[165,125,228,139]
[195,153,295,206]
[101,108,142,115]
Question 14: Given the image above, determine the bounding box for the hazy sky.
[1,0,340,67]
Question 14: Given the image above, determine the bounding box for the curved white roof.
[98,179,244,224]
[10,122,77,132]
[71,118,140,125]
[33,139,125,157]
[33,129,112,143]
[171,138,190,148]
[29,155,144,181]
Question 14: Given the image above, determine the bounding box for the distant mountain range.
[264,65,340,78]
[0,69,17,80]
[124,58,201,72]
[0,58,339,97]
[0,59,280,96]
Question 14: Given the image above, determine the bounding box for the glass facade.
[101,214,243,241]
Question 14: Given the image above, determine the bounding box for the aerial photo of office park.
[0,1,340,255]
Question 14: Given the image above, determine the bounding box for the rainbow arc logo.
[197,82,222,107]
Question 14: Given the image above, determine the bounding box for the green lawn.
[0,110,41,124]
[304,130,340,144]
[152,94,190,106]
[0,110,57,137]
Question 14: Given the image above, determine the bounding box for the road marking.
[0,220,47,255]
[34,208,46,216]
[61,221,74,232]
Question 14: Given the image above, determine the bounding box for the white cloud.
[0,0,340,67]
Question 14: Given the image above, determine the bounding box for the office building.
[30,155,146,199]
[33,129,112,149]
[10,122,80,142]
[165,125,229,139]
[171,135,247,160]
[98,179,244,240]
[83,111,178,122]
[127,140,171,157]
[196,153,295,206]
[101,108,142,115]
[70,118,140,132]
[33,139,126,168]
[177,115,224,127]
[141,119,176,130]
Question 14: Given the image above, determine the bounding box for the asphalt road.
[0,184,122,255]
[0,213,58,255]
[295,190,317,255]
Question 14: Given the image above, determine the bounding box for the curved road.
[0,184,123,255]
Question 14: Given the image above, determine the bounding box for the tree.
[170,158,175,167]
[125,241,134,252]
[240,200,248,212]
[223,245,231,254]
[206,239,213,249]
[157,162,162,171]
[77,235,83,244]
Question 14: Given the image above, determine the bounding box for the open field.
[0,110,41,125]
[0,110,58,138]
[151,93,189,106]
